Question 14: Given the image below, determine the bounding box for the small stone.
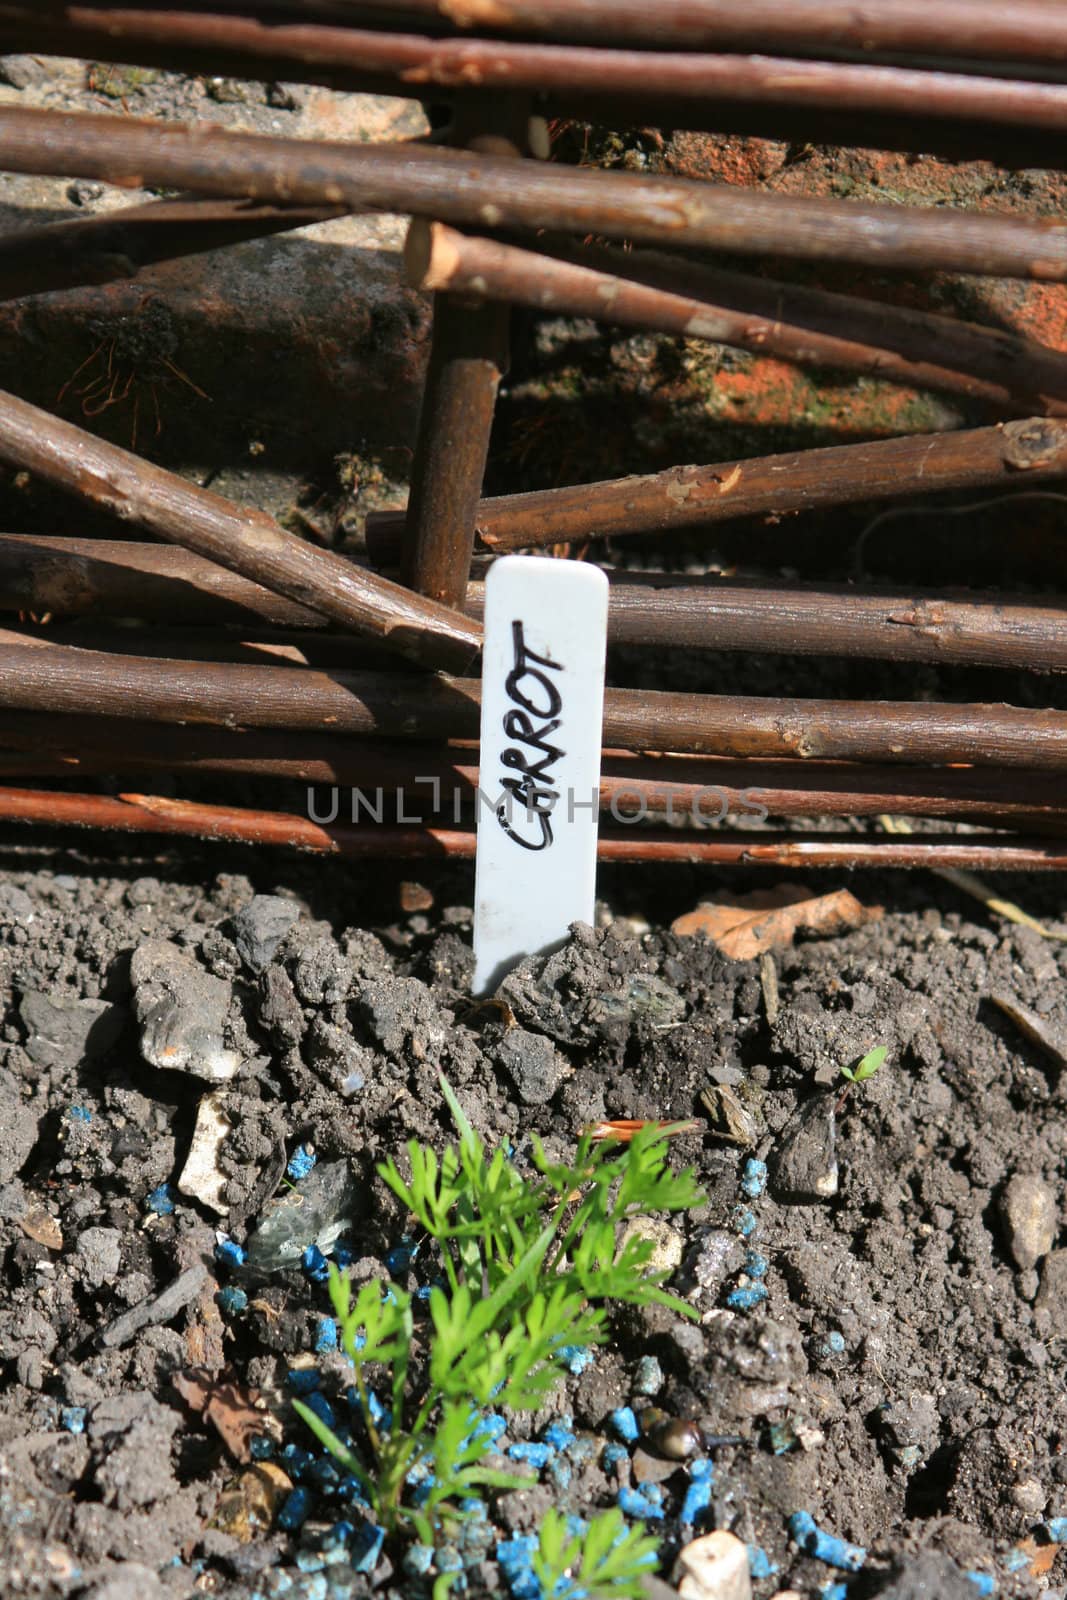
[20,1204,63,1251]
[631,1447,678,1485]
[131,939,241,1082]
[206,75,248,103]
[0,882,34,925]
[1036,1248,1067,1317]
[684,1229,745,1295]
[74,1226,122,1289]
[599,974,687,1028]
[1011,1477,1048,1515]
[674,1530,752,1600]
[245,1160,358,1273]
[493,1028,568,1106]
[771,1096,838,1201]
[305,1017,373,1094]
[669,1322,707,1370]
[620,1216,685,1275]
[634,1354,665,1396]
[399,881,434,913]
[16,1347,45,1388]
[700,1084,764,1147]
[999,1174,1057,1271]
[67,179,105,206]
[178,1090,233,1215]
[258,965,306,1046]
[878,1393,939,1464]
[19,991,125,1069]
[232,895,301,973]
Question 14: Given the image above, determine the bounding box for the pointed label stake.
[473,555,609,995]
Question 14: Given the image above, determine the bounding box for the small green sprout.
[293,1076,703,1557]
[836,1045,887,1112]
[532,1508,661,1600]
[839,1045,887,1086]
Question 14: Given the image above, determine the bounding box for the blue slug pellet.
[507,1442,552,1470]
[302,1245,330,1281]
[679,1471,713,1527]
[301,1391,337,1430]
[747,1546,778,1580]
[617,1486,665,1520]
[286,1146,316,1181]
[741,1158,767,1198]
[726,1284,768,1310]
[286,1368,322,1396]
[610,1405,640,1443]
[789,1511,866,1573]
[145,1183,176,1215]
[349,1523,385,1574]
[314,1317,338,1353]
[277,1487,314,1532]
[966,1575,996,1597]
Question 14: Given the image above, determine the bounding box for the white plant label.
[473,555,609,995]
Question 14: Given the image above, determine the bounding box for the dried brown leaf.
[173,1369,281,1463]
[672,884,880,960]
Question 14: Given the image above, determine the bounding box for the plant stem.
[352,1363,383,1461]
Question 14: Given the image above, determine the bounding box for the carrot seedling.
[293,1076,703,1559]
[836,1044,887,1111]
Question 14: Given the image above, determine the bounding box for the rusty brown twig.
[400,113,520,609]
[6,538,1067,675]
[2,713,1066,834]
[278,0,1067,65]
[3,107,1067,280]
[1,785,1065,869]
[1,638,1066,767]
[402,293,508,609]
[4,10,1067,164]
[6,539,1067,673]
[0,388,481,670]
[406,223,1067,419]
[525,578,1067,673]
[367,419,1067,559]
[0,536,323,629]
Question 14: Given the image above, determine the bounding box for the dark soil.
[1,842,1066,1600]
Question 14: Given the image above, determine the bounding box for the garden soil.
[1,847,1066,1599]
